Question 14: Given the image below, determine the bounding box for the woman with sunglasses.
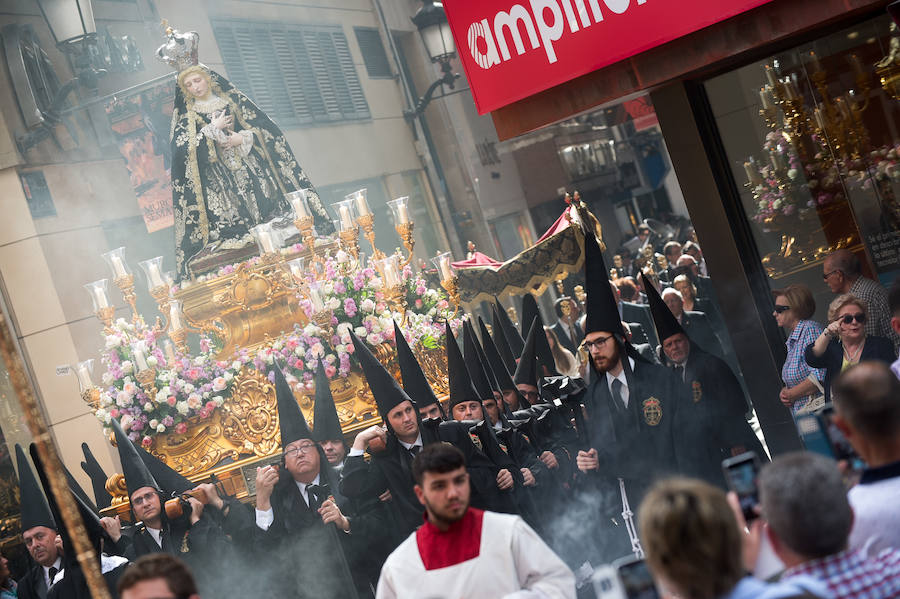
[805,294,895,402]
[772,285,825,415]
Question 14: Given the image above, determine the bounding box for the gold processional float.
[75,191,599,518]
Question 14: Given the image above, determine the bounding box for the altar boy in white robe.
[375,443,574,599]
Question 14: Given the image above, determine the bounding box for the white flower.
[360,299,375,313]
[213,396,224,406]
[321,282,334,295]
[149,419,159,429]
[303,324,318,337]
[203,391,210,399]
[176,401,189,415]
[272,340,284,351]
[224,371,234,382]
[354,326,367,337]
[121,361,133,374]
[311,343,325,357]
[156,424,166,433]
[336,250,349,263]
[120,414,134,429]
[100,392,113,407]
[143,402,153,411]
[336,322,352,336]
[193,356,205,366]
[367,333,382,345]
[231,360,242,371]
[147,355,158,368]
[116,392,130,408]
[101,372,115,386]
[183,383,195,394]
[326,297,341,311]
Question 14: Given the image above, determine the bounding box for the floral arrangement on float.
[90,248,461,446]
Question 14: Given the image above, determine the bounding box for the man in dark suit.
[661,287,724,358]
[643,274,765,489]
[617,283,658,348]
[15,445,61,599]
[550,297,583,355]
[622,322,657,364]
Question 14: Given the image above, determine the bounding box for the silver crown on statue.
[155,21,199,72]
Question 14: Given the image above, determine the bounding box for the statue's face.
[183,72,210,99]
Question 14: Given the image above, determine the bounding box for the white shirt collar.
[398,433,423,451]
[492,420,503,431]
[43,557,62,586]
[145,525,162,547]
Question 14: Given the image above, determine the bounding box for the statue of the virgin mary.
[157,27,334,280]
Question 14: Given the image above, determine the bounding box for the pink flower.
[167,396,177,407]
[110,408,120,418]
[415,299,423,309]
[325,364,337,378]
[141,436,152,447]
[175,422,188,434]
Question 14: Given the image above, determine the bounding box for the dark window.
[212,20,370,127]
[354,27,392,78]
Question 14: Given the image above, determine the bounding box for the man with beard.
[642,273,764,488]
[575,232,685,561]
[375,443,574,599]
[253,365,364,598]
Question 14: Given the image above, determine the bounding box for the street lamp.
[34,0,104,89]
[405,0,460,120]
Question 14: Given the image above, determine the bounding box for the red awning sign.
[444,0,776,114]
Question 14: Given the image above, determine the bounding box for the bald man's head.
[833,361,900,440]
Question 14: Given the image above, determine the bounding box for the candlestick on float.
[432,251,461,317]
[333,198,361,260]
[387,196,415,267]
[75,359,100,409]
[168,300,189,354]
[249,222,280,264]
[304,281,334,333]
[139,256,171,331]
[288,190,318,259]
[84,279,115,331]
[101,247,140,322]
[132,341,159,399]
[349,189,384,261]
[376,254,408,323]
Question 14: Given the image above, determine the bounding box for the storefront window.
[706,14,900,320]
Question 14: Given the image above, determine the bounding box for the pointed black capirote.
[584,231,625,337]
[519,294,559,377]
[493,299,525,357]
[393,321,443,416]
[471,321,502,395]
[351,331,414,419]
[479,316,516,391]
[641,272,687,344]
[138,445,193,495]
[15,444,56,531]
[111,417,160,498]
[30,444,105,555]
[462,320,494,400]
[272,364,313,448]
[313,359,344,442]
[65,466,98,514]
[446,321,481,409]
[490,307,518,373]
[80,443,111,509]
[514,319,541,388]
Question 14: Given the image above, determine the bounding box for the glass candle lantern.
[376,254,402,287]
[169,299,185,331]
[249,222,278,254]
[132,342,149,372]
[287,189,311,219]
[348,188,370,217]
[75,359,95,391]
[287,257,306,281]
[138,256,166,290]
[101,247,131,279]
[432,252,454,281]
[333,199,358,232]
[84,279,110,311]
[387,196,411,225]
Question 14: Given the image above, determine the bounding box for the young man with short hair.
[118,554,200,599]
[376,444,574,599]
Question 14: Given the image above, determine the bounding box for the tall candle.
[162,339,177,366]
[76,363,93,390]
[384,262,399,287]
[814,107,826,130]
[111,255,127,278]
[133,344,149,372]
[765,65,778,87]
[169,303,184,331]
[258,230,275,253]
[397,203,410,224]
[290,195,309,218]
[354,192,370,216]
[809,51,822,73]
[438,256,452,281]
[309,287,324,312]
[339,205,354,230]
[744,162,761,185]
[850,54,864,77]
[92,286,109,310]
[147,263,165,288]
[759,87,772,109]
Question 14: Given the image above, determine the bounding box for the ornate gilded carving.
[221,369,279,456]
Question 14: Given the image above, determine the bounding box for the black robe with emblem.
[672,346,766,488]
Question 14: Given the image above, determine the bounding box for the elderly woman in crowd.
[805,293,895,403]
[638,477,824,599]
[772,285,825,415]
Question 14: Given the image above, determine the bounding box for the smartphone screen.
[722,452,760,522]
[796,414,836,459]
[616,559,659,599]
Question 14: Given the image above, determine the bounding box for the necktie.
[48,567,58,586]
[675,365,685,381]
[159,527,167,551]
[611,379,626,411]
[409,445,421,460]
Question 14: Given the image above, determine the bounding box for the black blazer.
[804,335,896,402]
[16,564,48,599]
[550,320,583,354]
